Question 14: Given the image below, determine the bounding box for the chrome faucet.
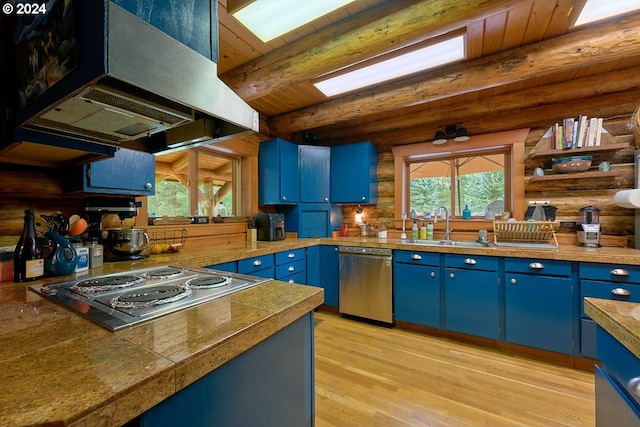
[433,206,450,241]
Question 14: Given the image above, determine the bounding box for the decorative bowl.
[551,155,592,174]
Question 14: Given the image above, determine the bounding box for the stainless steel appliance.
[255,213,286,241]
[577,205,601,247]
[14,1,258,153]
[29,266,269,330]
[338,246,393,323]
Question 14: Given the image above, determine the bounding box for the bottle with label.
[86,238,104,269]
[463,204,471,220]
[411,220,419,239]
[215,201,227,217]
[419,222,427,239]
[427,222,434,240]
[13,209,44,282]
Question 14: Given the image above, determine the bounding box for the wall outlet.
[559,221,577,229]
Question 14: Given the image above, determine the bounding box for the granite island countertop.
[584,298,640,360]
[3,236,640,426]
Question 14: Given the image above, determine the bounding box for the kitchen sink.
[402,239,493,248]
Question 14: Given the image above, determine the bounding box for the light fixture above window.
[314,34,466,97]
[432,123,469,144]
[574,0,640,27]
[228,0,355,43]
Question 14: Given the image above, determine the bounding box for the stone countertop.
[584,298,640,360]
[0,242,324,427]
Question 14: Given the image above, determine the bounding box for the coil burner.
[144,267,186,280]
[71,275,145,294]
[185,275,232,289]
[110,285,192,309]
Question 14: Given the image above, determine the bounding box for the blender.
[577,206,601,247]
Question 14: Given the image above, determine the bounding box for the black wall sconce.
[433,123,470,144]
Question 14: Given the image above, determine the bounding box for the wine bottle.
[13,209,44,282]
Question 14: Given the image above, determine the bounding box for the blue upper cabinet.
[65,148,155,195]
[330,141,378,204]
[299,145,330,203]
[259,138,299,205]
[111,0,218,61]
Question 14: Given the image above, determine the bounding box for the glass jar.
[86,238,104,269]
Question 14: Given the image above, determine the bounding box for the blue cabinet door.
[505,273,573,354]
[394,262,441,328]
[282,204,342,238]
[299,145,330,203]
[306,245,338,307]
[259,138,299,204]
[444,268,499,339]
[83,148,155,195]
[330,141,378,204]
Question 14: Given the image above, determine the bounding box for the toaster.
[254,213,286,241]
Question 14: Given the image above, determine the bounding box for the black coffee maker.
[255,213,286,241]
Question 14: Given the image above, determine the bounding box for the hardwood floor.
[314,311,595,427]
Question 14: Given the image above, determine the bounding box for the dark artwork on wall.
[12,0,79,107]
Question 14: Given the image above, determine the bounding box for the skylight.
[230,0,355,43]
[574,0,640,27]
[314,35,466,97]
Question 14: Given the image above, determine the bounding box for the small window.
[409,152,506,217]
[149,149,240,218]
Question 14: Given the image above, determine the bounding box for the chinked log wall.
[344,116,637,245]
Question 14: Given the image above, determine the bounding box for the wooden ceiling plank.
[482,11,507,56]
[543,0,574,38]
[465,19,485,60]
[268,15,640,136]
[502,3,533,50]
[521,1,557,44]
[220,0,529,101]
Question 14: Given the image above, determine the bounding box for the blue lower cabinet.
[444,257,499,339]
[238,254,274,279]
[306,245,338,307]
[504,273,573,354]
[394,252,441,328]
[140,313,315,427]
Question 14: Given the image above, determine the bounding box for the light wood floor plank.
[314,311,595,427]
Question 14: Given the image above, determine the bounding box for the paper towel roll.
[614,189,640,208]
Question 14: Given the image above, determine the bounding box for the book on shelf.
[594,117,604,146]
[563,117,575,148]
[576,115,588,148]
[586,117,598,147]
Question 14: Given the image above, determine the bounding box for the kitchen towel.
[614,189,640,209]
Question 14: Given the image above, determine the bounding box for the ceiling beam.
[268,13,640,137]
[220,0,527,101]
[313,65,640,144]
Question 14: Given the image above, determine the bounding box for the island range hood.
[14,1,259,154]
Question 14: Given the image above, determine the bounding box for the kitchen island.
[0,240,324,427]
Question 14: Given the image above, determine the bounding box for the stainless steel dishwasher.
[339,246,393,323]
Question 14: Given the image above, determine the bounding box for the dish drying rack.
[147,228,188,254]
[493,220,559,247]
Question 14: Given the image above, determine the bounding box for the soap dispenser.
[419,222,427,239]
[411,220,419,239]
[463,204,471,220]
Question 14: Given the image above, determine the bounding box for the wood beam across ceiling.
[268,13,640,138]
[220,0,527,101]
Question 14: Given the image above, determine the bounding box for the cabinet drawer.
[275,248,306,265]
[394,250,440,266]
[206,261,237,273]
[444,254,498,271]
[580,263,640,283]
[238,254,274,274]
[504,258,571,276]
[276,259,305,280]
[581,318,597,358]
[580,280,640,317]
[278,270,306,284]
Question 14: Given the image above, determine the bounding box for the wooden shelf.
[527,142,628,160]
[525,169,624,183]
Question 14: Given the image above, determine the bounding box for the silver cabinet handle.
[528,262,544,270]
[281,195,287,201]
[510,278,517,284]
[611,288,631,297]
[288,252,295,258]
[288,266,295,272]
[361,196,366,201]
[464,258,477,265]
[411,254,422,260]
[449,273,455,279]
[253,259,262,266]
[145,182,152,189]
[611,268,630,277]
[628,377,640,399]
[289,279,295,283]
[324,197,329,202]
[430,271,435,277]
